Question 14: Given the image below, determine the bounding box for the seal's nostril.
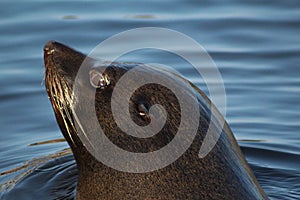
[44,40,58,55]
[44,48,55,55]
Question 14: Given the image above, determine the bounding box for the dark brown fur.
[44,41,268,200]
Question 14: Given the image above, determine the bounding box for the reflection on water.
[0,0,300,199]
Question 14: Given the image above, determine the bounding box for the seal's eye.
[89,70,110,89]
[137,103,151,123]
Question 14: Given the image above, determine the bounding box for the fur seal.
[44,41,268,200]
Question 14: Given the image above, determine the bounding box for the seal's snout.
[44,40,58,56]
[44,40,72,60]
[44,40,66,68]
[43,41,87,77]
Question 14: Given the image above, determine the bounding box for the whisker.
[46,68,76,147]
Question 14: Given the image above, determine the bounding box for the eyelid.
[89,69,110,89]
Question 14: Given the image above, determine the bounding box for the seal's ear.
[137,103,151,123]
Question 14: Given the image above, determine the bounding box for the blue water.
[0,0,300,199]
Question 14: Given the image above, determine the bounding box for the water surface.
[0,0,300,199]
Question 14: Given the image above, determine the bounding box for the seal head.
[44,41,268,200]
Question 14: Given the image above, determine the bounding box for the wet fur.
[44,41,268,200]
